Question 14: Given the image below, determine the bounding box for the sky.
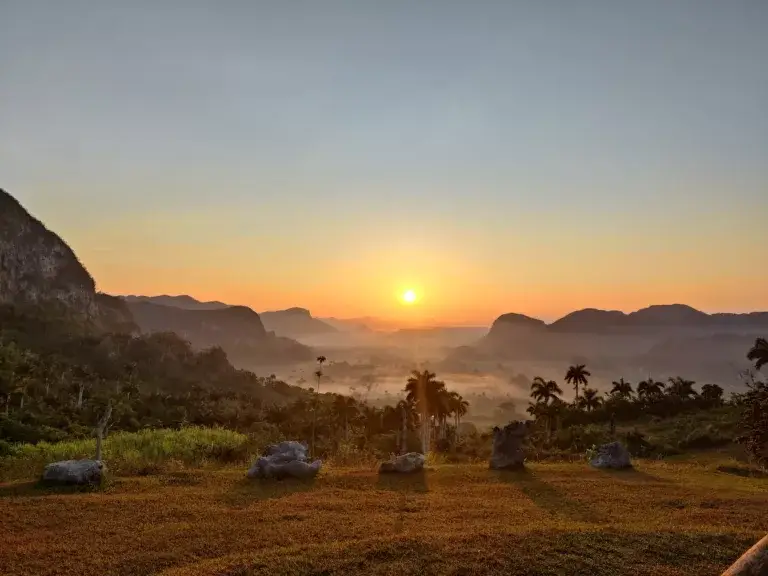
[2,1,767,325]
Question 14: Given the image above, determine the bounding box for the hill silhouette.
[122,294,229,310]
[124,301,313,366]
[123,295,338,339]
[0,189,135,333]
[260,307,337,337]
[447,304,768,387]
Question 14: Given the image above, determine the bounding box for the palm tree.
[447,391,469,439]
[637,378,665,401]
[580,388,602,412]
[530,377,563,405]
[404,370,446,452]
[609,378,633,400]
[310,356,328,458]
[565,364,591,401]
[667,376,698,400]
[747,337,768,371]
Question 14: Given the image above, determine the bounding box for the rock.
[42,460,106,485]
[589,441,632,469]
[489,420,529,470]
[246,440,322,480]
[379,452,425,474]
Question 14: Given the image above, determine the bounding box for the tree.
[701,384,724,405]
[579,388,602,412]
[747,338,768,371]
[310,356,327,458]
[332,395,358,441]
[667,377,698,400]
[637,378,665,401]
[565,364,590,401]
[530,377,563,405]
[609,378,633,400]
[404,370,446,452]
[448,391,469,435]
[0,343,34,414]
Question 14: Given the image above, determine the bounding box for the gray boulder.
[589,441,632,469]
[489,420,529,470]
[246,440,322,480]
[379,452,425,474]
[42,459,106,485]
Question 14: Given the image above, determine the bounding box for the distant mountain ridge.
[123,294,229,311]
[260,307,337,337]
[121,295,338,338]
[448,304,768,388]
[126,300,312,365]
[492,304,768,333]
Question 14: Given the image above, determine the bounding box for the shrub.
[0,426,255,481]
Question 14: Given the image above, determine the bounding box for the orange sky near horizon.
[68,204,768,327]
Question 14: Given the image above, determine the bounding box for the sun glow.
[402,289,417,304]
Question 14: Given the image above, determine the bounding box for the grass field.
[1,455,766,575]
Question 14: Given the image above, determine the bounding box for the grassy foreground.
[1,457,766,576]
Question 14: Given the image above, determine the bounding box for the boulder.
[42,460,106,485]
[489,420,529,470]
[379,452,425,474]
[246,441,322,480]
[589,441,632,469]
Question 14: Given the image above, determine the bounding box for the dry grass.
[1,457,766,575]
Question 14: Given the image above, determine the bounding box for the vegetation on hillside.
[1,300,766,478]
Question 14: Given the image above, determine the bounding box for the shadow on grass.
[223,476,318,507]
[0,479,107,498]
[597,467,669,484]
[716,465,768,479]
[375,470,429,535]
[493,468,604,523]
[375,469,429,494]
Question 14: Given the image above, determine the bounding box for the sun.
[402,289,417,304]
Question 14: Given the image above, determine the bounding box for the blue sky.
[2,1,766,322]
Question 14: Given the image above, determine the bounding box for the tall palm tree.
[404,370,446,452]
[310,356,328,458]
[609,378,633,400]
[530,377,564,405]
[667,376,698,400]
[565,364,591,401]
[580,388,602,412]
[447,391,469,438]
[747,337,768,371]
[637,378,665,401]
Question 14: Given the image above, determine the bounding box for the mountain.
[448,304,768,388]
[260,307,337,337]
[0,189,135,332]
[320,317,374,332]
[549,309,627,332]
[121,296,337,339]
[122,294,229,310]
[125,301,312,365]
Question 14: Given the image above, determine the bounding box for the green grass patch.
[0,426,255,481]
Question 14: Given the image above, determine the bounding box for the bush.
[0,426,256,481]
